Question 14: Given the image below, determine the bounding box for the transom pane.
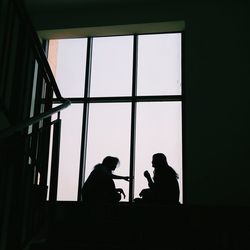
[49,38,87,97]
[90,36,133,97]
[137,33,182,96]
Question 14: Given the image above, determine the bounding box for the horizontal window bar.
[50,95,182,104]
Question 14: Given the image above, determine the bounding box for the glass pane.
[56,104,83,200]
[134,102,182,203]
[90,36,133,97]
[48,38,87,97]
[84,103,131,201]
[137,33,182,96]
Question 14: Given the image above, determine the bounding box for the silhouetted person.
[135,153,180,205]
[81,156,129,203]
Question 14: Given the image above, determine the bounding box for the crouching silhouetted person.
[81,156,129,203]
[135,153,180,205]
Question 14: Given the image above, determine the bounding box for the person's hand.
[139,189,146,197]
[144,170,151,179]
[116,188,126,199]
[123,176,132,181]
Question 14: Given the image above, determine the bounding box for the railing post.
[49,117,61,201]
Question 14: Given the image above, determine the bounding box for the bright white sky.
[48,33,183,203]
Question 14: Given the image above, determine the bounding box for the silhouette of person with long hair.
[81,156,130,203]
[134,153,180,205]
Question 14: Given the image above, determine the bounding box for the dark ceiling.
[23,0,227,38]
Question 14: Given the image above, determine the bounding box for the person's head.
[102,156,119,171]
[152,153,168,168]
[152,153,178,178]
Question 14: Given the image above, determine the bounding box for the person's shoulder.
[94,163,103,170]
[94,164,111,177]
[161,166,176,176]
[167,166,178,179]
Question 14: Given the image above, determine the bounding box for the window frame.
[50,31,185,203]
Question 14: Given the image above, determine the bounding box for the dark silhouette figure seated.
[134,153,180,205]
[81,156,129,203]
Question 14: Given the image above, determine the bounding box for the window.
[48,32,183,203]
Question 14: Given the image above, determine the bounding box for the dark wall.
[0,0,37,249]
[183,2,250,205]
[28,0,250,206]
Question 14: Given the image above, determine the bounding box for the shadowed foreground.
[28,202,250,250]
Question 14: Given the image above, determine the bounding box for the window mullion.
[77,37,93,201]
[181,31,185,204]
[129,34,138,202]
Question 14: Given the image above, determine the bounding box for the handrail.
[0,100,71,139]
[0,0,71,138]
[12,0,64,101]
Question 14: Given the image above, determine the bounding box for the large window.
[48,33,183,203]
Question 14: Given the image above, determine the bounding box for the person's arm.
[111,174,130,181]
[144,170,154,188]
[116,188,126,199]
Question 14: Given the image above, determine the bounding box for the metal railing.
[0,1,71,249]
[0,0,70,139]
[0,100,70,138]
